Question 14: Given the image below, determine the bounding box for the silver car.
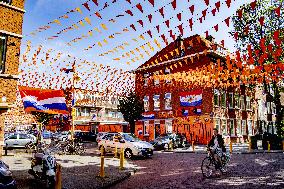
[5,133,35,148]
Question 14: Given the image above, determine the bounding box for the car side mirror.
[119,139,125,143]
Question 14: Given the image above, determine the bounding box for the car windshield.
[122,133,140,142]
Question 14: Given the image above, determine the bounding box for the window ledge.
[0,74,19,80]
[0,2,26,13]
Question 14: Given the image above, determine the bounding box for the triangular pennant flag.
[159,7,164,18]
[250,1,256,10]
[225,0,231,8]
[53,19,61,25]
[139,35,145,40]
[130,24,136,31]
[92,0,98,6]
[204,0,209,6]
[214,24,219,32]
[148,0,154,6]
[147,30,152,38]
[178,24,183,36]
[101,24,108,30]
[126,10,133,16]
[94,27,101,33]
[73,24,79,29]
[79,20,85,26]
[75,7,82,14]
[138,20,144,27]
[156,25,160,33]
[88,31,93,36]
[225,17,230,27]
[205,31,209,38]
[215,1,221,11]
[98,42,102,47]
[259,16,264,26]
[165,20,170,28]
[275,7,281,17]
[83,2,90,11]
[177,13,182,21]
[125,0,131,4]
[211,8,217,16]
[202,9,207,18]
[188,18,193,31]
[189,5,194,15]
[95,12,102,19]
[136,3,143,13]
[103,39,108,44]
[171,0,177,10]
[85,17,91,25]
[148,14,153,23]
[237,9,243,19]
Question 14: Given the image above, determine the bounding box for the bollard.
[119,147,124,170]
[99,147,105,177]
[248,139,252,152]
[230,141,233,154]
[267,141,270,152]
[192,141,195,152]
[170,141,174,151]
[114,145,118,158]
[55,164,62,189]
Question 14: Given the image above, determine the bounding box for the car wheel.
[164,143,169,150]
[124,149,133,159]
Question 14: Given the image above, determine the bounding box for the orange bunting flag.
[53,19,61,25]
[75,7,82,14]
[95,12,102,19]
[101,24,108,30]
[85,17,91,25]
[79,20,85,26]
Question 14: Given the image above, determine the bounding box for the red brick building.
[134,35,257,144]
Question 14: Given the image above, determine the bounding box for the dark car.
[150,134,188,150]
[74,132,97,142]
[0,160,17,189]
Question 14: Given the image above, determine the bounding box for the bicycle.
[201,146,231,178]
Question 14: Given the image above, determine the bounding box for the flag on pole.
[19,86,69,114]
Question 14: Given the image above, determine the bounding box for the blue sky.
[21,0,252,70]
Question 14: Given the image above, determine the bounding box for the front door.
[154,120,160,138]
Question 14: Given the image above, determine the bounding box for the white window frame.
[144,73,149,86]
[235,93,240,109]
[246,97,251,110]
[221,91,226,108]
[165,68,171,84]
[267,102,272,114]
[214,89,220,107]
[214,118,220,133]
[229,119,235,136]
[143,96,149,112]
[221,119,227,135]
[164,93,172,110]
[0,35,7,74]
[153,95,160,111]
[165,119,172,134]
[240,95,245,110]
[247,120,253,136]
[236,119,241,136]
[144,121,149,136]
[241,120,246,135]
[229,93,234,109]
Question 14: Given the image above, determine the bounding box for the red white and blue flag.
[180,90,202,107]
[19,86,68,114]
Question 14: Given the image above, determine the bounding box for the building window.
[144,73,149,86]
[235,93,240,109]
[221,119,227,135]
[236,119,241,136]
[246,97,251,110]
[76,108,81,117]
[153,71,159,85]
[248,120,253,136]
[229,93,234,109]
[241,120,246,135]
[165,119,172,133]
[272,103,276,114]
[0,0,12,4]
[214,89,220,106]
[229,119,235,136]
[240,95,245,110]
[153,95,160,111]
[81,107,91,116]
[164,93,171,110]
[143,96,149,112]
[221,91,226,107]
[165,68,171,84]
[0,35,7,74]
[144,121,149,135]
[214,118,220,133]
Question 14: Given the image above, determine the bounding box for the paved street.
[111,152,284,189]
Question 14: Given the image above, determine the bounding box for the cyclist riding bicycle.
[208,128,226,171]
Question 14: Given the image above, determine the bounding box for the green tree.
[118,92,144,133]
[31,111,54,128]
[230,0,284,137]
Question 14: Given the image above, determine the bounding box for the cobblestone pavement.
[111,152,284,189]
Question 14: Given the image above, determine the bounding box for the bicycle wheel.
[201,157,215,178]
[75,144,85,155]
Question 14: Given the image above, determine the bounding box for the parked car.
[5,133,36,149]
[150,135,172,150]
[98,133,154,159]
[75,131,97,142]
[57,131,69,141]
[0,160,17,188]
[42,130,53,139]
[96,132,108,143]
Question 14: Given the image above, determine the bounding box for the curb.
[100,170,132,189]
[174,150,283,154]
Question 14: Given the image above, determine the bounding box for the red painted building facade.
[134,35,257,144]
